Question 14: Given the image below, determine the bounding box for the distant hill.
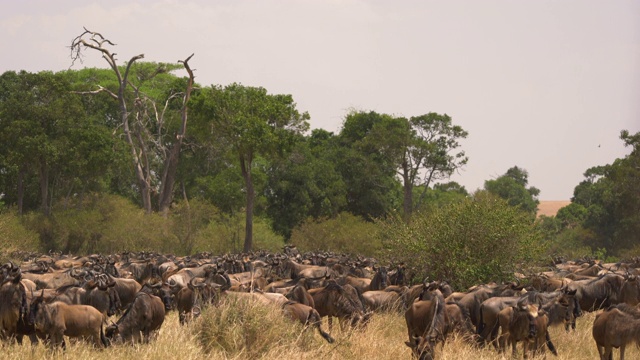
[537,200,571,217]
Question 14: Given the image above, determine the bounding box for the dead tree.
[70,28,195,214]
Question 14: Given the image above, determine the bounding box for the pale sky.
[2,0,639,200]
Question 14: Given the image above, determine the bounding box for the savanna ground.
[0,300,632,360]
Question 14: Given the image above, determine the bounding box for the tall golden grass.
[2,301,637,360]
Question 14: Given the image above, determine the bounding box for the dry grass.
[1,304,636,360]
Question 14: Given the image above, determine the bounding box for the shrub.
[193,296,316,357]
[192,213,285,254]
[379,191,546,289]
[289,212,382,256]
[0,209,40,262]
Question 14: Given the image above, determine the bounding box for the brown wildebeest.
[0,265,38,344]
[286,282,315,308]
[362,290,403,312]
[592,303,640,360]
[529,309,557,358]
[21,267,86,290]
[282,301,334,343]
[309,281,371,332]
[29,294,107,349]
[404,290,447,360]
[105,292,165,344]
[338,266,388,294]
[568,273,627,312]
[106,274,142,311]
[175,277,222,325]
[478,289,578,347]
[496,299,542,359]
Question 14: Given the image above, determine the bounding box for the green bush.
[379,191,547,290]
[193,296,316,357]
[20,194,172,254]
[192,212,285,254]
[289,212,382,256]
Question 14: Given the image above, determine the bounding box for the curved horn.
[221,272,232,292]
[189,277,205,289]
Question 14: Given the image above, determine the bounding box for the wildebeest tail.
[308,309,334,343]
[545,332,557,356]
[101,325,110,348]
[476,306,484,335]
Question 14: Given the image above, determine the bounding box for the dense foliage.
[379,191,546,289]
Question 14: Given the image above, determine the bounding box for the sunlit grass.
[1,304,634,360]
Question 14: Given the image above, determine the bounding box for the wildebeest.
[105,291,165,344]
[175,276,224,325]
[285,281,315,308]
[568,273,627,312]
[309,281,371,332]
[404,290,447,360]
[21,267,86,290]
[362,289,403,312]
[477,289,579,346]
[592,303,640,360]
[496,299,542,358]
[104,274,142,311]
[0,265,38,344]
[457,281,526,329]
[282,301,334,343]
[29,293,108,349]
[284,258,333,279]
[339,266,388,293]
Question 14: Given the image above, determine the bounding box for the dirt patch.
[537,200,571,217]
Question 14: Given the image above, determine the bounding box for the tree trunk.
[402,160,413,223]
[17,167,24,215]
[403,176,413,223]
[241,156,254,253]
[39,160,50,216]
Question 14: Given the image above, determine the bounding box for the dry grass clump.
[192,296,321,358]
[2,301,639,360]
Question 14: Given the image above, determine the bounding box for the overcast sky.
[2,0,639,200]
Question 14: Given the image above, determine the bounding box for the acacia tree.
[193,83,309,252]
[70,28,195,214]
[365,112,468,221]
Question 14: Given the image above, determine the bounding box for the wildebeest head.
[515,298,539,339]
[105,321,119,339]
[28,290,47,329]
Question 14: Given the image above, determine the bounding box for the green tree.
[0,70,116,215]
[266,130,347,239]
[336,111,402,220]
[192,83,309,252]
[345,111,468,222]
[571,130,640,253]
[484,166,540,216]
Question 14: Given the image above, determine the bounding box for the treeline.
[0,31,638,271]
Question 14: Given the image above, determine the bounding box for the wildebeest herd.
[1,248,639,359]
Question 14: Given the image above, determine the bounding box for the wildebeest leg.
[619,343,626,360]
[510,337,518,358]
